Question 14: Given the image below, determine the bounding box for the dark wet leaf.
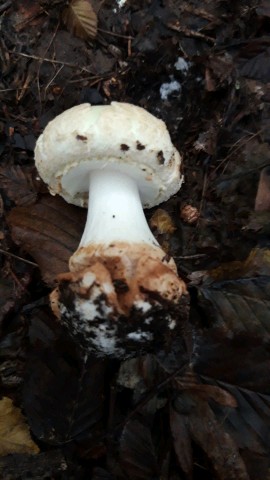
[170,406,192,476]
[174,370,237,408]
[208,379,270,455]
[194,272,270,391]
[0,166,41,206]
[62,0,97,40]
[0,275,18,324]
[0,264,32,325]
[23,316,105,444]
[237,39,270,83]
[119,418,159,480]
[199,275,270,337]
[186,395,250,480]
[7,195,85,285]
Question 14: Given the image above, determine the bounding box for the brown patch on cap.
[76,134,88,141]
[136,141,146,150]
[157,150,165,164]
[120,144,130,151]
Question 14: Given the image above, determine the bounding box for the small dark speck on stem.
[76,134,88,141]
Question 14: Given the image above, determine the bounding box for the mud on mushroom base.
[50,243,190,357]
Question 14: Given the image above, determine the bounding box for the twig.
[8,51,96,75]
[0,0,12,14]
[214,129,263,176]
[98,27,133,40]
[44,64,64,97]
[36,21,60,105]
[0,248,38,267]
[167,21,215,44]
[199,171,208,216]
[174,254,207,260]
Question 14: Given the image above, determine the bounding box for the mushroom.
[35,102,189,358]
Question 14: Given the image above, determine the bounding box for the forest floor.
[0,0,270,479]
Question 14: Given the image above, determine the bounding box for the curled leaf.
[62,0,97,40]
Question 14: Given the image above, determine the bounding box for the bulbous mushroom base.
[50,243,189,358]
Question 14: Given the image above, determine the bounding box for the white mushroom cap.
[35,102,183,208]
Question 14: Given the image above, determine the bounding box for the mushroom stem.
[79,169,159,248]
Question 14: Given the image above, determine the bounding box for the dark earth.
[1,0,270,479]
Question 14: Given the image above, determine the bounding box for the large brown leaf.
[23,312,105,445]
[7,195,86,285]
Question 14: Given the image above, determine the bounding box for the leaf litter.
[0,0,270,478]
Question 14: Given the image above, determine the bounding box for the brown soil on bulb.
[67,241,188,314]
[50,242,189,357]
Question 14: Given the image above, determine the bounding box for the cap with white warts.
[35,102,189,358]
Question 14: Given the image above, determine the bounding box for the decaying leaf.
[62,0,97,40]
[0,166,41,206]
[191,246,270,397]
[0,264,32,326]
[119,419,159,480]
[237,38,270,83]
[7,195,85,285]
[187,395,250,480]
[149,208,176,234]
[170,406,192,476]
[23,326,105,445]
[0,397,39,455]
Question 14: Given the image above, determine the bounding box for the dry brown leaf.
[0,397,39,456]
[149,208,176,235]
[7,195,85,286]
[62,0,97,40]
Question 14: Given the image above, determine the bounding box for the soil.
[0,1,270,479]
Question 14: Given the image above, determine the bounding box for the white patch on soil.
[127,330,153,341]
[160,77,181,100]
[174,57,190,72]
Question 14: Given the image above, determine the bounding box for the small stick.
[0,248,38,267]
